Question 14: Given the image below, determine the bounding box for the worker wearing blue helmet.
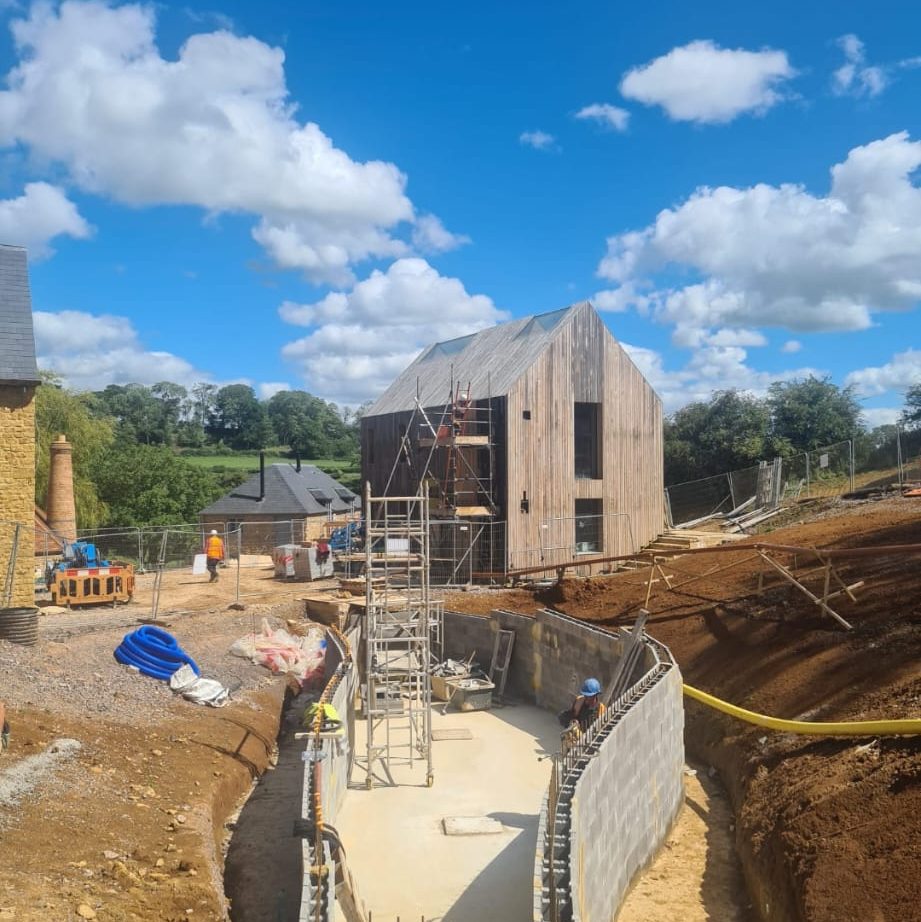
[560,677,606,734]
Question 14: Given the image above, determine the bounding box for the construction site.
[2,266,921,922]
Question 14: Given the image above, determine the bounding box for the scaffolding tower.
[415,378,498,518]
[359,482,442,789]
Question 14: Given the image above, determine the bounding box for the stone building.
[199,461,359,553]
[0,245,40,608]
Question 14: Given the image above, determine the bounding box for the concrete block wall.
[0,384,37,608]
[443,608,630,711]
[569,665,684,922]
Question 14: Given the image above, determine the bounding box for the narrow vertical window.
[574,403,602,478]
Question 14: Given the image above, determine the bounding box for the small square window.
[522,410,531,420]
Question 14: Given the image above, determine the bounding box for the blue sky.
[1,0,920,424]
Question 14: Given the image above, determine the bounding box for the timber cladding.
[360,302,664,572]
[505,305,663,567]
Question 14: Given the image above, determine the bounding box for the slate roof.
[366,302,588,416]
[199,463,359,517]
[0,245,40,385]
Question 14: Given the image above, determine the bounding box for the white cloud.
[861,406,902,428]
[0,182,90,257]
[621,340,821,413]
[620,40,795,124]
[705,328,767,347]
[520,130,556,150]
[258,381,290,400]
[782,340,802,353]
[832,34,887,98]
[597,133,921,344]
[575,103,629,132]
[279,257,508,403]
[831,34,921,100]
[411,214,470,253]
[34,309,213,391]
[845,349,921,397]
[0,1,460,284]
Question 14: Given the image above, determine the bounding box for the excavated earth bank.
[446,496,921,922]
[0,599,300,921]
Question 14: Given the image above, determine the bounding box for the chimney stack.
[48,434,77,541]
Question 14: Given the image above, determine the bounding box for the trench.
[219,630,760,922]
[223,687,311,922]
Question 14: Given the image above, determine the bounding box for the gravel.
[0,599,306,726]
[0,737,82,813]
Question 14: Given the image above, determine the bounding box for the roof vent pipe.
[259,451,265,501]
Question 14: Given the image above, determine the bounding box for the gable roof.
[366,301,589,416]
[0,245,40,385]
[198,463,359,517]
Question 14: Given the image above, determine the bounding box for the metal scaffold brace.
[357,481,440,789]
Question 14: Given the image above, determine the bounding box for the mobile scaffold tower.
[359,481,441,789]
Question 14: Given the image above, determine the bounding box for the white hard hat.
[210,529,218,535]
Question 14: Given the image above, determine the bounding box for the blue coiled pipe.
[114,625,200,681]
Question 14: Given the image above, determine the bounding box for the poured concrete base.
[337,703,559,921]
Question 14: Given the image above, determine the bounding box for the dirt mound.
[446,495,921,921]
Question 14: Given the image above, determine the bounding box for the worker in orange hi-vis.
[205,529,225,583]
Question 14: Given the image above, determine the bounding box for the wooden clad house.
[361,301,664,575]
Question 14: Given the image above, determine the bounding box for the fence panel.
[900,427,921,484]
[429,520,505,586]
[665,473,733,527]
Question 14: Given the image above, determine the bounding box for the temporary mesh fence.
[666,428,921,526]
[0,520,22,607]
[428,519,506,585]
[665,472,734,527]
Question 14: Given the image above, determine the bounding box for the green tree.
[207,384,274,449]
[267,389,358,459]
[901,382,921,429]
[664,390,789,484]
[94,444,224,526]
[767,376,863,450]
[34,373,114,528]
[150,381,188,444]
[89,383,168,445]
[186,382,219,446]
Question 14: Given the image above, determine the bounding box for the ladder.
[489,629,515,700]
[358,482,437,789]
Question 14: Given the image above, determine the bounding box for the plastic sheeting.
[169,664,229,707]
[229,618,326,687]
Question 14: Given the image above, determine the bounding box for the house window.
[522,410,531,420]
[575,500,603,554]
[574,403,602,478]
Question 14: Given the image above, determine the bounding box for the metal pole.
[805,451,811,498]
[235,525,241,604]
[897,425,904,487]
[849,439,855,493]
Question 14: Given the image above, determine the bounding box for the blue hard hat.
[581,678,602,696]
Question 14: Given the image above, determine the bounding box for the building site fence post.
[235,526,241,604]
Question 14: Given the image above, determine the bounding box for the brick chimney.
[47,434,77,542]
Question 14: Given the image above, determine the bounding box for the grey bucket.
[0,607,39,646]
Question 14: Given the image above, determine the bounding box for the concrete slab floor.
[336,702,559,922]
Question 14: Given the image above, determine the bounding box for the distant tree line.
[665,375,921,485]
[34,375,365,528]
[86,381,362,458]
